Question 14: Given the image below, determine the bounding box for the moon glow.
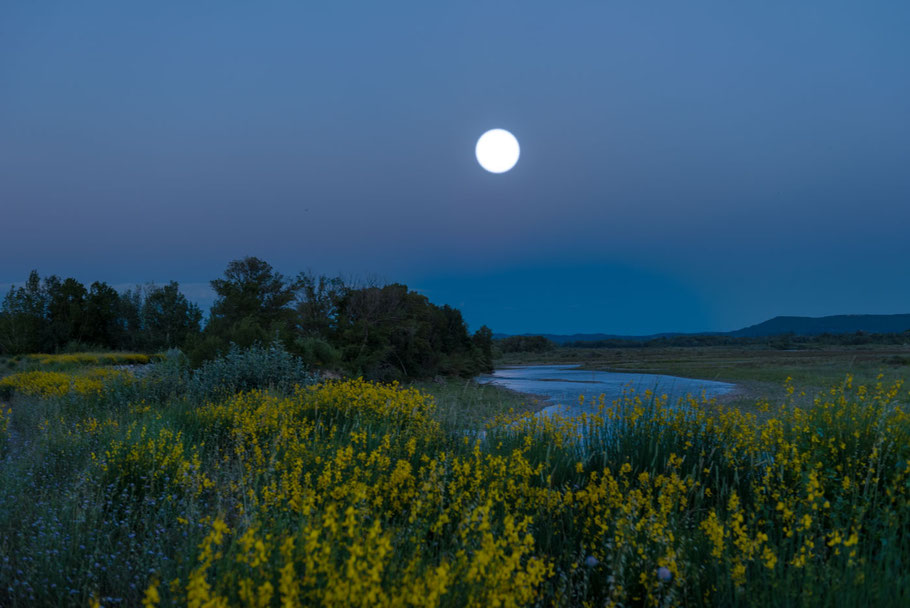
[475,129,520,173]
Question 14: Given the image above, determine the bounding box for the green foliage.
[497,334,556,353]
[2,259,493,382]
[141,282,203,350]
[43,276,88,349]
[132,348,192,402]
[0,271,202,355]
[188,342,318,400]
[294,336,342,368]
[0,271,45,354]
[197,260,492,381]
[332,283,491,380]
[207,257,295,337]
[194,257,296,363]
[2,362,909,606]
[565,331,910,349]
[82,281,123,348]
[294,272,345,339]
[471,325,494,371]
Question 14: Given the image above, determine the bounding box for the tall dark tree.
[83,281,123,348]
[0,272,205,354]
[44,276,88,348]
[210,258,295,325]
[497,335,555,353]
[0,271,47,354]
[294,272,347,340]
[472,325,495,374]
[434,305,472,354]
[334,283,405,378]
[202,257,297,355]
[332,283,490,380]
[142,282,203,349]
[117,287,144,350]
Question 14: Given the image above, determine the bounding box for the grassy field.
[0,350,908,606]
[0,352,160,379]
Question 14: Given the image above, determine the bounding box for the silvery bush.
[188,342,318,400]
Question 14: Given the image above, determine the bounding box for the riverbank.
[478,383,555,413]
[484,363,803,420]
[412,376,552,428]
[479,364,736,418]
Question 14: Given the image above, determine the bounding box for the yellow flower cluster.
[97,424,214,500]
[0,370,72,398]
[173,379,553,607]
[0,368,132,399]
[8,369,910,606]
[27,352,159,366]
[158,375,910,606]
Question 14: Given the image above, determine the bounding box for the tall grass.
[0,355,907,606]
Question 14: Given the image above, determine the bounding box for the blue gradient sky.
[2,1,909,335]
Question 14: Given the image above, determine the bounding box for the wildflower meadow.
[0,351,908,607]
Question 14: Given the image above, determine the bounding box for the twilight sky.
[2,1,909,335]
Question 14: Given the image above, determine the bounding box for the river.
[477,364,736,417]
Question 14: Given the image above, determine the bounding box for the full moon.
[475,129,520,173]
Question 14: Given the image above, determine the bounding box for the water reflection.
[478,364,735,417]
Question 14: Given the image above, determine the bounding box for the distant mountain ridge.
[729,314,910,338]
[496,314,910,344]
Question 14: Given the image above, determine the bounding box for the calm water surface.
[478,365,736,417]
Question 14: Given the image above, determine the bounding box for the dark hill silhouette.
[729,314,910,337]
[497,314,910,343]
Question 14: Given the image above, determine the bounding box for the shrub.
[0,404,9,456]
[294,337,342,369]
[188,343,317,400]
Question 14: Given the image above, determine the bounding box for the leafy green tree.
[43,276,87,349]
[0,262,494,378]
[334,283,404,379]
[497,335,556,353]
[83,281,123,348]
[142,282,203,350]
[210,257,296,325]
[332,283,490,380]
[0,271,47,354]
[198,258,297,360]
[294,272,346,340]
[472,325,494,373]
[117,287,144,350]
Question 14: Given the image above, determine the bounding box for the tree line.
[496,335,556,353]
[563,332,910,349]
[0,273,201,355]
[0,257,493,380]
[495,331,910,354]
